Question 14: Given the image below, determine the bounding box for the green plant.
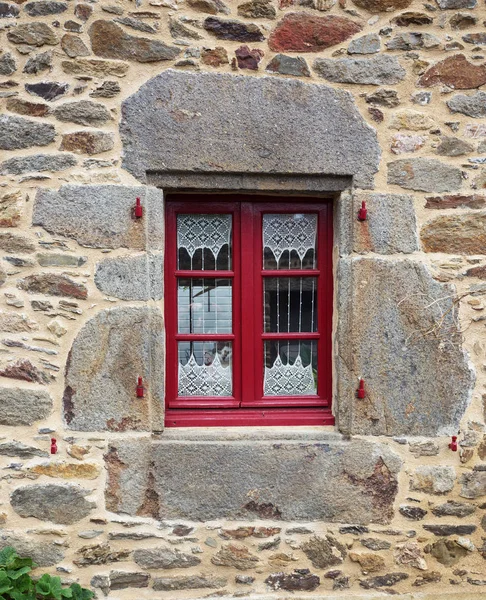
[0,548,93,600]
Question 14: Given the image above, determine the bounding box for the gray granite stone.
[153,575,227,591]
[352,193,418,254]
[64,306,164,431]
[314,55,406,85]
[0,153,77,175]
[105,437,401,523]
[52,100,112,127]
[348,33,380,54]
[387,158,462,192]
[94,252,163,300]
[134,548,201,569]
[23,51,52,75]
[411,466,456,494]
[0,115,55,151]
[0,387,52,426]
[33,185,164,250]
[24,1,68,16]
[121,70,380,190]
[336,258,474,435]
[265,54,310,77]
[447,92,486,118]
[460,470,486,499]
[0,531,65,566]
[11,484,95,524]
[0,53,16,76]
[0,441,49,458]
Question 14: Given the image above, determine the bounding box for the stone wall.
[0,0,486,597]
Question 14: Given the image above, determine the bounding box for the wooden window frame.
[164,195,334,427]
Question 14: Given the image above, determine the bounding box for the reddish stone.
[418,54,486,89]
[6,98,49,117]
[425,194,486,209]
[0,359,50,385]
[351,0,412,12]
[368,107,383,123]
[18,273,88,299]
[466,265,486,279]
[269,13,362,53]
[235,44,264,70]
[201,46,229,66]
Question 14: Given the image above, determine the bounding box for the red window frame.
[164,195,334,427]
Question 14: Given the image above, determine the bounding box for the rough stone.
[399,505,427,520]
[23,51,52,75]
[24,1,67,15]
[336,258,473,435]
[423,524,476,536]
[0,115,55,151]
[265,570,320,591]
[59,131,114,155]
[25,81,69,101]
[6,98,49,117]
[348,33,380,54]
[390,110,435,130]
[350,0,412,11]
[0,532,64,566]
[365,88,399,107]
[360,573,408,589]
[37,253,87,268]
[74,543,130,567]
[61,34,90,58]
[352,193,418,254]
[169,17,202,39]
[0,441,48,458]
[64,306,164,431]
[153,575,226,591]
[265,54,310,76]
[211,544,259,570]
[269,13,361,52]
[0,190,22,228]
[418,54,486,89]
[0,53,16,76]
[204,16,264,41]
[391,12,433,25]
[90,81,121,98]
[62,58,129,78]
[95,253,163,300]
[235,44,263,70]
[0,233,35,254]
[436,0,476,7]
[18,274,87,299]
[238,0,275,18]
[411,466,456,494]
[89,20,180,62]
[52,100,112,127]
[121,70,380,189]
[391,134,425,154]
[349,551,385,572]
[462,33,486,45]
[201,46,229,66]
[421,213,486,254]
[115,16,158,34]
[134,547,201,569]
[302,536,346,568]
[105,437,401,522]
[447,92,486,118]
[0,387,52,426]
[0,2,19,17]
[11,484,95,524]
[74,3,92,20]
[449,12,476,28]
[361,538,391,551]
[409,440,439,456]
[388,158,462,192]
[0,359,50,384]
[425,194,485,210]
[7,22,58,46]
[314,55,405,85]
[0,153,76,175]
[29,462,100,480]
[0,310,37,333]
[394,542,427,570]
[34,185,163,250]
[386,32,440,50]
[109,571,150,589]
[436,136,474,156]
[460,470,486,498]
[428,539,468,566]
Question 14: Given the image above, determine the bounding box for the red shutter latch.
[134,197,143,218]
[358,201,367,221]
[357,378,366,399]
[50,438,57,455]
[136,376,144,398]
[449,435,458,452]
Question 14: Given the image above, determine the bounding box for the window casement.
[164,195,334,427]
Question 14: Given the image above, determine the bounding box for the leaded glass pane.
[177,214,232,270]
[264,277,317,333]
[178,341,232,397]
[178,278,232,334]
[264,340,317,396]
[263,213,317,270]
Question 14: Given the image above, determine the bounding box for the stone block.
[0,115,55,151]
[120,70,380,189]
[336,258,474,435]
[352,193,418,254]
[0,153,77,175]
[313,55,406,85]
[0,387,52,426]
[0,531,64,566]
[95,252,163,300]
[64,306,164,431]
[421,213,486,254]
[388,158,462,192]
[104,436,401,523]
[33,185,164,250]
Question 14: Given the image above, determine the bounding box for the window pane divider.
[261,270,320,277]
[176,270,234,278]
[262,332,320,340]
[175,334,235,341]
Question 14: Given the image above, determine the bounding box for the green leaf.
[7,566,31,580]
[69,583,94,600]
[35,573,55,597]
[0,547,17,568]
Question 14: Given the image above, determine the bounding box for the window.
[164,195,334,427]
